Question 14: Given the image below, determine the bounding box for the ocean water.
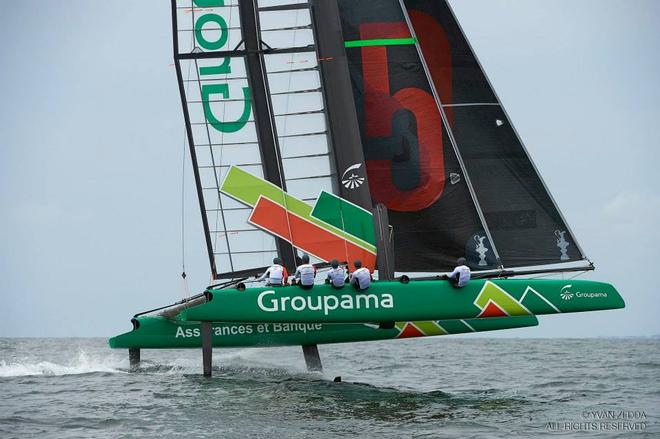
[0,338,658,438]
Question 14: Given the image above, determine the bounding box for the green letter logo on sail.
[193,2,252,133]
[194,13,228,50]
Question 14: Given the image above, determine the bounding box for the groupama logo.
[341,163,366,190]
[560,284,609,300]
[560,285,574,300]
[257,290,394,315]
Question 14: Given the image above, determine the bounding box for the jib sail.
[401,0,586,269]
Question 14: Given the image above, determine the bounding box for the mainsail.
[337,0,588,273]
[172,0,373,278]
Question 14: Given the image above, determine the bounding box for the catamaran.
[109,0,624,375]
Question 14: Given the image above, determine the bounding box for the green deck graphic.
[109,279,623,350]
[182,279,624,324]
[109,315,538,349]
[474,282,532,316]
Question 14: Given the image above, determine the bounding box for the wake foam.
[135,348,309,376]
[0,347,312,378]
[0,351,127,377]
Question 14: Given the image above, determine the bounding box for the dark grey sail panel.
[448,105,582,266]
[402,0,586,268]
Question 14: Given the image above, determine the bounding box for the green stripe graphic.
[311,192,375,246]
[344,37,417,48]
[220,166,376,253]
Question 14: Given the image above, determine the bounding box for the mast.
[309,0,372,211]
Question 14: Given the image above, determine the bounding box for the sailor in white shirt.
[294,254,316,290]
[445,257,471,288]
[349,259,372,292]
[257,257,288,286]
[326,259,346,289]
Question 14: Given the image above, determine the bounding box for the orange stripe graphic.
[249,197,376,270]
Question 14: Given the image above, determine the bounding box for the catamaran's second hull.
[109,278,624,349]
[108,315,538,349]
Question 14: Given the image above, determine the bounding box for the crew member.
[257,257,288,286]
[294,254,316,290]
[445,257,470,288]
[326,259,346,289]
[349,259,372,292]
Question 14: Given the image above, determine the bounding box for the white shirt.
[258,264,285,285]
[294,264,316,286]
[351,267,371,290]
[327,267,346,287]
[448,265,471,287]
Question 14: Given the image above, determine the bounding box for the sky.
[1,0,658,338]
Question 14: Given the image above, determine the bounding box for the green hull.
[109,315,538,349]
[182,278,624,323]
[109,278,623,349]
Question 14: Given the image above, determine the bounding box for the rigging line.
[269,4,301,267]
[397,0,503,268]
[180,12,197,277]
[380,206,392,278]
[568,270,588,280]
[180,100,188,275]
[530,272,557,280]
[212,0,235,269]
[337,198,350,274]
[193,58,235,273]
[442,102,500,108]
[179,10,197,298]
